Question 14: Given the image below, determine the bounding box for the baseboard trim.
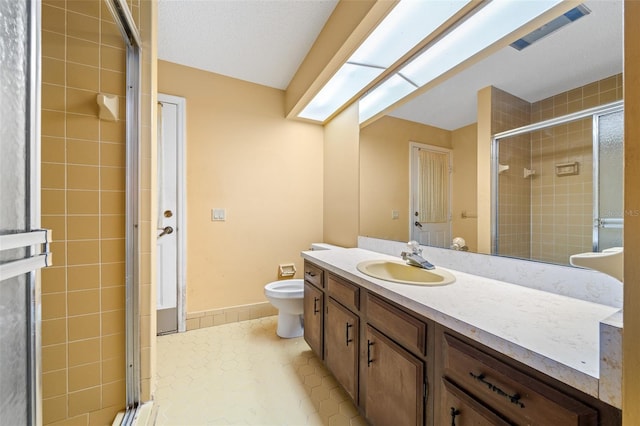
[185,301,277,331]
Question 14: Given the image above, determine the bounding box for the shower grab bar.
[596,218,623,229]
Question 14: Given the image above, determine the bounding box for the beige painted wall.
[157,61,324,312]
[359,115,451,242]
[323,103,360,247]
[451,123,478,252]
[623,1,640,423]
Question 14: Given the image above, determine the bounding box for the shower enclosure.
[492,101,623,265]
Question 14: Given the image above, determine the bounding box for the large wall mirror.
[359,0,623,266]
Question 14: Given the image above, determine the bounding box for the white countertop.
[301,247,620,400]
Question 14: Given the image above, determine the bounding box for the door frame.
[158,93,187,333]
[408,141,453,244]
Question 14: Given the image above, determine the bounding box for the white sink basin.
[569,247,623,282]
[356,260,455,286]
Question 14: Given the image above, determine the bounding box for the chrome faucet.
[401,240,435,270]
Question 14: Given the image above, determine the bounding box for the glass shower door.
[0,0,47,424]
[594,109,624,251]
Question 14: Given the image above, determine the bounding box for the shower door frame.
[491,100,624,258]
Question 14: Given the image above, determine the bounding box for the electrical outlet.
[391,210,399,220]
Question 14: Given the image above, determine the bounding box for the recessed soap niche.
[556,161,579,176]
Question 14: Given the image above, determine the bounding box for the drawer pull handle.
[367,340,374,366]
[345,323,353,346]
[313,297,320,314]
[469,372,525,408]
[305,271,316,277]
[450,407,460,426]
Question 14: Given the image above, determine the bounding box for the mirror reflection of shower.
[492,99,623,266]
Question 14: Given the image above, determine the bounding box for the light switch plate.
[212,208,226,221]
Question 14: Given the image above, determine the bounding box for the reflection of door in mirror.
[595,110,623,251]
[410,143,452,248]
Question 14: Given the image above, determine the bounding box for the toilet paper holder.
[279,263,297,277]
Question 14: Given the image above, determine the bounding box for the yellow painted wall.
[476,86,493,254]
[157,61,324,312]
[451,123,478,252]
[623,1,640,423]
[323,103,360,247]
[359,115,451,242]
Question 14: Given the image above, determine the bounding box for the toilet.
[264,279,304,338]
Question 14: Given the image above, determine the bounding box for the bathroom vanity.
[301,247,622,425]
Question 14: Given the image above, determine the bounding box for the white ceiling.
[157,0,623,130]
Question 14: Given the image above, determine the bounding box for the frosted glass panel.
[0,275,28,425]
[597,110,624,250]
[0,0,33,424]
[0,0,28,236]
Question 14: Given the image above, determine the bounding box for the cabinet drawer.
[304,262,323,288]
[366,294,426,356]
[442,333,598,426]
[327,274,359,311]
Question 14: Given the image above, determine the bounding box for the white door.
[157,94,186,334]
[410,143,452,248]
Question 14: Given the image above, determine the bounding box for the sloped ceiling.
[157,0,623,130]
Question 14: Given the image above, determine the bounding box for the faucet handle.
[407,240,421,254]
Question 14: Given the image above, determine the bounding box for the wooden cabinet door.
[441,378,513,426]
[364,325,424,426]
[325,298,359,403]
[303,281,323,358]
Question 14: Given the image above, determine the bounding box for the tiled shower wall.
[492,88,532,259]
[493,74,623,264]
[40,0,154,424]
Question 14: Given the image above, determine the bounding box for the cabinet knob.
[450,407,460,426]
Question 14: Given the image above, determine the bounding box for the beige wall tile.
[66,0,100,18]
[67,88,98,116]
[42,190,66,215]
[43,83,66,112]
[101,380,125,409]
[67,265,100,291]
[67,216,99,240]
[100,238,124,263]
[42,4,66,35]
[42,343,67,373]
[48,414,90,426]
[67,190,99,215]
[67,12,99,43]
[43,370,67,398]
[68,289,100,316]
[42,136,66,163]
[43,30,66,60]
[100,142,125,167]
[68,338,101,367]
[68,313,100,341]
[101,333,125,360]
[101,286,125,312]
[67,113,99,141]
[43,395,68,424]
[100,20,124,48]
[101,356,126,382]
[42,292,67,320]
[100,167,125,191]
[100,262,125,287]
[100,215,124,239]
[68,387,101,417]
[63,141,96,169]
[99,119,125,143]
[42,110,66,137]
[100,46,125,72]
[42,163,66,189]
[100,191,125,215]
[42,318,67,346]
[67,240,100,265]
[88,406,121,426]
[67,37,99,67]
[101,310,125,336]
[50,241,67,267]
[67,165,99,190]
[42,215,66,240]
[42,266,67,294]
[100,69,126,96]
[69,363,101,392]
[67,62,99,91]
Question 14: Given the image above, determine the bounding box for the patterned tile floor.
[154,316,366,425]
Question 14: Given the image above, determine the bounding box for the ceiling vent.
[510,4,591,51]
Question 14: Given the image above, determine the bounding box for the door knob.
[158,226,173,237]
[414,221,423,228]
